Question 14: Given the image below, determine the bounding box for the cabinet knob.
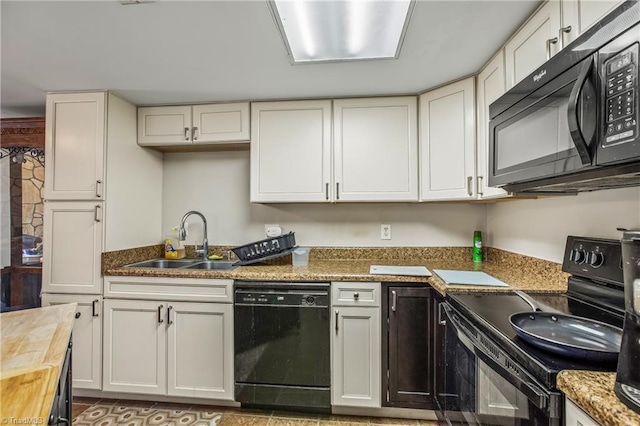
[353,292,359,300]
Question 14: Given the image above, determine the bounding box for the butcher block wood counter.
[0,304,77,422]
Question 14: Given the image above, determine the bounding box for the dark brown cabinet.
[382,284,436,409]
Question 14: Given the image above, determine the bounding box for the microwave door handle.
[567,57,595,166]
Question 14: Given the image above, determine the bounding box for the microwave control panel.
[604,44,638,147]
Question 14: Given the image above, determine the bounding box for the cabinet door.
[138,106,192,146]
[476,52,510,200]
[167,302,234,400]
[420,78,476,201]
[44,92,105,200]
[41,294,102,390]
[251,100,332,203]
[332,307,381,408]
[565,397,599,426]
[384,287,434,408]
[561,0,623,46]
[334,97,418,202]
[505,1,561,89]
[192,103,249,144]
[42,201,103,294]
[103,299,166,395]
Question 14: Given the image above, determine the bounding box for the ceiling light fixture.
[268,0,415,64]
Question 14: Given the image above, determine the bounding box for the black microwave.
[488,0,640,193]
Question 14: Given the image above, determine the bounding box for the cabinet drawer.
[104,276,233,303]
[332,282,380,307]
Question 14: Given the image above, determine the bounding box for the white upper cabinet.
[138,106,192,145]
[138,103,249,146]
[420,78,476,201]
[561,0,624,46]
[45,92,105,201]
[333,97,418,202]
[505,1,562,89]
[476,51,510,200]
[250,100,332,203]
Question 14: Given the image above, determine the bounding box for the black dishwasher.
[234,281,331,411]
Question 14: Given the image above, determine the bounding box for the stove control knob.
[306,296,315,305]
[590,252,604,268]
[573,249,587,264]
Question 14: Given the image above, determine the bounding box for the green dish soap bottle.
[473,230,483,263]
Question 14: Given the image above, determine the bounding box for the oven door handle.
[567,55,595,166]
[443,303,551,413]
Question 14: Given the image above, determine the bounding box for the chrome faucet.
[179,211,208,261]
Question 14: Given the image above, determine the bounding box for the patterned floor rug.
[73,404,222,426]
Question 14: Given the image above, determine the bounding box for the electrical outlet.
[381,224,392,240]
[265,224,282,237]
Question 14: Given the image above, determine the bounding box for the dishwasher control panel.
[234,288,329,307]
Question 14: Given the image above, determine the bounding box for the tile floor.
[72,398,440,425]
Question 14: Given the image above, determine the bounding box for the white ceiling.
[1,0,541,117]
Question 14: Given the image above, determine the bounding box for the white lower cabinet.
[565,397,599,426]
[331,282,381,408]
[167,301,233,399]
[41,294,102,390]
[102,277,234,400]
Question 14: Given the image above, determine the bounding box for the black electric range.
[438,236,625,425]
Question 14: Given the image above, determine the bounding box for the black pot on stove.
[615,230,640,414]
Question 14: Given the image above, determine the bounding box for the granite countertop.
[104,246,568,296]
[558,371,640,425]
[0,304,77,421]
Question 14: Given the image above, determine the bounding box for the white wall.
[486,187,640,263]
[162,151,487,247]
[0,157,10,268]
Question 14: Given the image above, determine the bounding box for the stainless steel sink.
[124,258,238,270]
[124,259,202,268]
[184,260,239,270]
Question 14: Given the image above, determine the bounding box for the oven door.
[489,55,598,189]
[437,303,561,426]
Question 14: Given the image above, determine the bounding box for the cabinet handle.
[559,25,572,49]
[353,292,359,300]
[167,305,173,325]
[94,205,101,222]
[467,176,473,197]
[92,299,99,317]
[336,183,340,200]
[391,290,397,312]
[192,127,198,141]
[325,183,329,200]
[477,176,484,197]
[95,180,102,198]
[184,127,190,141]
[158,304,164,323]
[546,37,558,60]
[335,310,339,333]
[438,302,446,326]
